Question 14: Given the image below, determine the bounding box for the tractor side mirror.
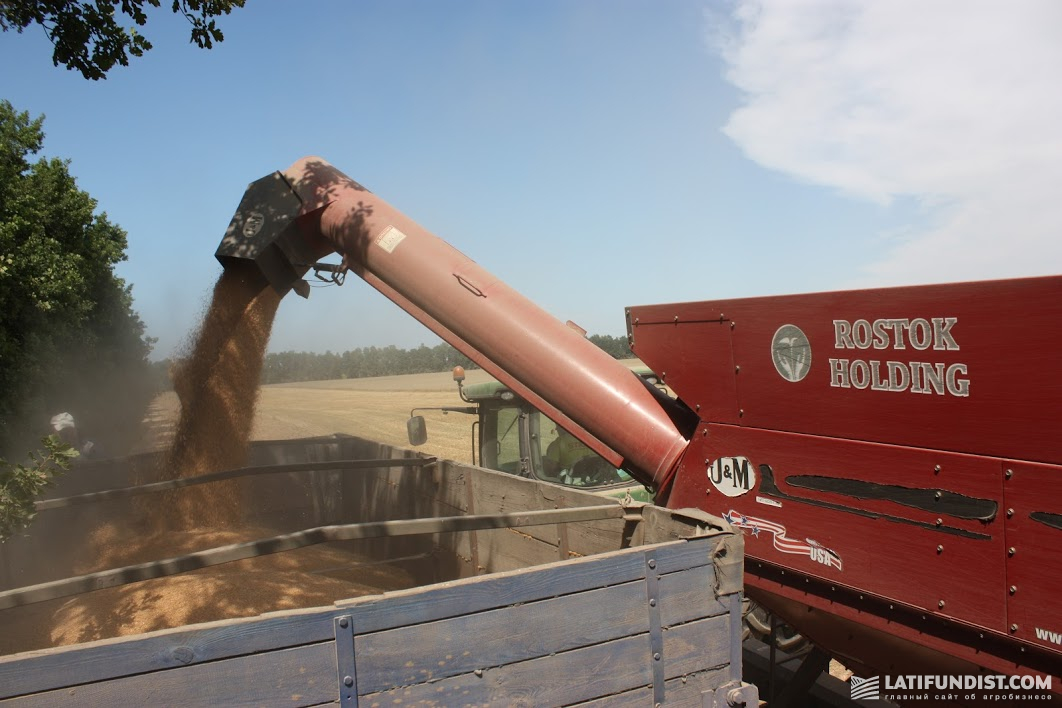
[407,416,428,446]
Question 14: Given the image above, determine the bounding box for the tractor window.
[493,406,524,475]
[528,411,637,490]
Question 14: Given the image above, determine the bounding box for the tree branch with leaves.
[0,0,246,80]
[0,435,77,541]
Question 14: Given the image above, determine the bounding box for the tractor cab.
[408,367,658,502]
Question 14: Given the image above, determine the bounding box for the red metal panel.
[668,424,1007,632]
[627,314,740,425]
[1003,460,1062,653]
[630,277,1062,465]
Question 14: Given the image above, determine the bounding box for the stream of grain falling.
[160,260,281,528]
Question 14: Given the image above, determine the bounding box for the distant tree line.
[152,334,634,389]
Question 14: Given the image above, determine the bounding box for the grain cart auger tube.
[216,157,697,493]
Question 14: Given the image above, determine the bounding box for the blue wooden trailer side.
[0,436,754,707]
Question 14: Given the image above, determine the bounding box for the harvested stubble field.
[141,359,646,458]
[140,367,502,461]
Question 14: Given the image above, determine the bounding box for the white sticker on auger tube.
[376,226,407,254]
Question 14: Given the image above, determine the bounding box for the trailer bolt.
[934,491,942,500]
[938,600,945,609]
[937,545,944,553]
[727,688,749,707]
[648,559,656,569]
[343,676,354,687]
[474,668,484,677]
[1008,547,1016,556]
[735,365,741,373]
[674,316,679,323]
[653,652,661,661]
[339,618,349,628]
[739,409,744,417]
[1010,585,1018,594]
[935,518,943,526]
[1006,507,1014,518]
[1005,468,1013,479]
[1010,624,1019,633]
[649,598,657,607]
[730,322,736,330]
[934,465,941,473]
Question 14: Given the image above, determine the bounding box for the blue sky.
[1,1,1058,360]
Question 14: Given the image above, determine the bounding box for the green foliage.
[0,0,246,80]
[0,435,77,541]
[0,100,156,454]
[587,333,634,360]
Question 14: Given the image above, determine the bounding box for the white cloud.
[713,0,1062,285]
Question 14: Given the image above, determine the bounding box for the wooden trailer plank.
[361,632,654,706]
[658,563,728,626]
[574,667,730,707]
[474,523,571,572]
[361,616,733,706]
[0,608,338,699]
[0,537,720,700]
[663,614,734,676]
[354,561,725,693]
[353,579,650,692]
[0,642,337,708]
[337,546,647,632]
[35,458,435,511]
[463,463,644,554]
[337,537,712,632]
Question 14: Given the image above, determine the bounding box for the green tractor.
[407,366,660,502]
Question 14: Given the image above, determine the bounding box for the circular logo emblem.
[242,211,265,238]
[707,456,757,497]
[772,324,811,382]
